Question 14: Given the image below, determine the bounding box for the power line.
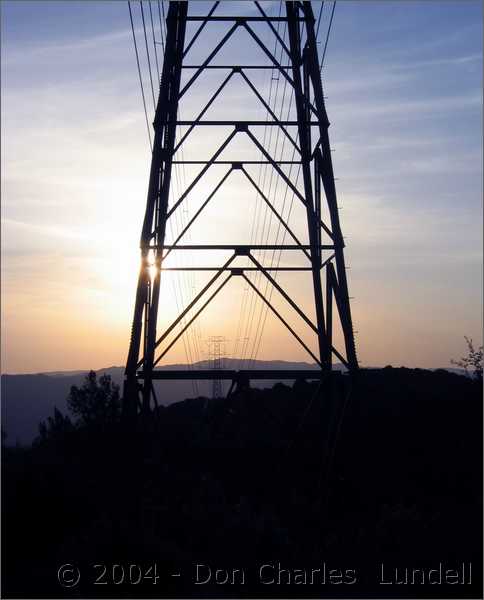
[320,1,336,71]
[237,1,286,369]
[160,0,167,38]
[248,61,292,366]
[251,2,338,366]
[234,0,283,367]
[245,5,295,368]
[239,1,337,367]
[315,1,325,39]
[123,1,359,416]
[140,0,157,110]
[130,1,200,392]
[159,1,202,387]
[148,0,160,80]
[156,1,165,54]
[133,1,334,373]
[128,0,152,150]
[250,95,300,368]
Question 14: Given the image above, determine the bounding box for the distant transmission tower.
[207,336,226,399]
[123,1,358,418]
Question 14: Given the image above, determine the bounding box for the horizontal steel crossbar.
[161,267,314,271]
[182,64,292,69]
[185,16,306,22]
[138,369,326,380]
[171,160,301,164]
[123,0,359,419]
[150,245,336,250]
[175,120,319,126]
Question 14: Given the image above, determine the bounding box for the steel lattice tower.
[123,1,358,417]
[207,336,226,399]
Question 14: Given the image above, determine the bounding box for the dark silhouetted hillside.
[0,361,466,446]
[1,360,338,445]
[2,367,482,599]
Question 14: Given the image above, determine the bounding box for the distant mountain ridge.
[0,360,331,446]
[1,360,466,446]
[35,358,327,378]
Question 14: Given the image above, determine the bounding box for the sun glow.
[148,263,158,281]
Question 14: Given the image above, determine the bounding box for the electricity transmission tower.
[123,1,358,418]
[207,336,226,399]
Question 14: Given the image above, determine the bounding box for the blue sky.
[1,1,482,373]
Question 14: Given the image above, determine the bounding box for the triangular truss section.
[124,1,358,417]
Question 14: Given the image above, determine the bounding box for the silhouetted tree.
[67,370,121,427]
[37,407,74,443]
[452,337,483,382]
[6,367,483,598]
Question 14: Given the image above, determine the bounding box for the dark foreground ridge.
[2,367,482,598]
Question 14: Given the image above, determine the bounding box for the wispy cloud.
[1,0,482,372]
[2,218,88,242]
[332,92,481,120]
[2,27,133,66]
[391,53,482,71]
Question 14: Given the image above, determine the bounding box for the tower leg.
[286,1,329,368]
[123,2,188,418]
[300,1,358,370]
[122,1,358,422]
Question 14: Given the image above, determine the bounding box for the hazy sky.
[1,1,482,374]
